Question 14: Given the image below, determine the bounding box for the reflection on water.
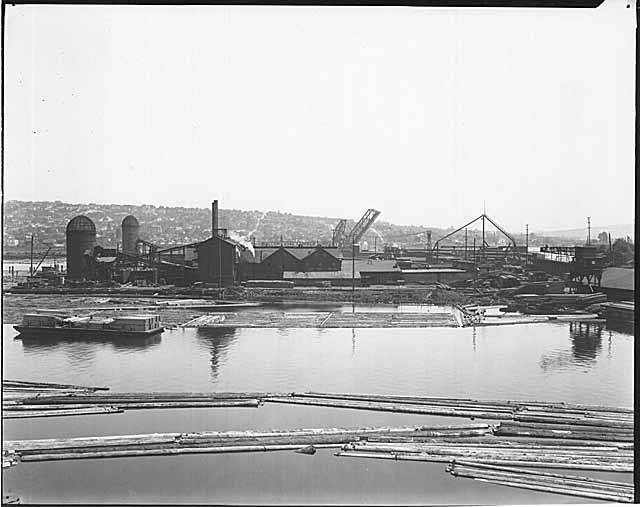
[605,319,635,336]
[18,333,163,351]
[539,322,604,372]
[195,327,238,380]
[570,321,603,362]
[2,316,633,504]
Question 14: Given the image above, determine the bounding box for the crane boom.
[347,209,381,245]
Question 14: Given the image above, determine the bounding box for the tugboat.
[14,313,164,339]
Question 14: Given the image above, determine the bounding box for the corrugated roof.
[254,246,340,262]
[601,267,634,291]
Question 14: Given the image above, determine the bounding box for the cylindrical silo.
[66,215,96,280]
[121,215,140,256]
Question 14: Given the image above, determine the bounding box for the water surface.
[2,313,633,504]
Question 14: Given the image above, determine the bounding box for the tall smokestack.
[212,200,219,237]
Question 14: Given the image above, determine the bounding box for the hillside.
[5,201,624,257]
[2,200,440,254]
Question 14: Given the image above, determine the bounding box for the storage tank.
[122,215,140,256]
[66,215,96,280]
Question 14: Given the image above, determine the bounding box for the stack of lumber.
[2,424,484,465]
[3,391,263,419]
[336,437,633,472]
[179,310,459,328]
[447,461,634,502]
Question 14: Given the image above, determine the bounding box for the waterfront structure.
[65,215,96,280]
[122,215,140,256]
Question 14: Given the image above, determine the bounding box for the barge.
[14,313,164,339]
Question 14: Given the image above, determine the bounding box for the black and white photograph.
[1,0,636,504]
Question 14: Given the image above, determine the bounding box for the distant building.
[196,235,246,286]
[248,246,342,280]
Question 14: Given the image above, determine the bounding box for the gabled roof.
[260,246,304,264]
[197,235,247,250]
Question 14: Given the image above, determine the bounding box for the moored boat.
[14,313,164,339]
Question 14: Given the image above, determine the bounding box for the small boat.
[14,313,164,339]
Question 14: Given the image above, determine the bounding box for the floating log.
[452,460,634,487]
[3,406,123,418]
[302,392,633,414]
[19,443,344,462]
[264,397,511,419]
[494,426,634,442]
[334,451,632,472]
[497,421,633,435]
[294,445,316,455]
[3,379,109,391]
[448,462,633,502]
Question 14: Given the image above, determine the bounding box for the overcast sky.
[4,1,635,232]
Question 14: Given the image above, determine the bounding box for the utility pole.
[374,236,377,254]
[30,234,34,277]
[473,237,477,281]
[465,228,468,260]
[608,232,613,264]
[587,217,591,246]
[482,214,485,261]
[352,243,356,299]
[525,224,529,266]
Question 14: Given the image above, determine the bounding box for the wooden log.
[180,425,489,441]
[302,392,633,413]
[513,414,633,429]
[450,468,633,495]
[343,444,632,462]
[264,397,512,419]
[295,393,517,412]
[334,451,633,472]
[19,443,344,461]
[449,462,634,491]
[3,407,123,418]
[4,433,181,451]
[109,400,261,409]
[3,426,444,452]
[363,437,624,451]
[19,392,277,404]
[3,380,109,390]
[4,404,125,411]
[350,443,631,458]
[494,426,634,442]
[463,476,633,503]
[497,421,633,435]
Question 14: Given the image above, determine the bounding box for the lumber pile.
[447,461,634,503]
[179,310,459,328]
[2,424,486,466]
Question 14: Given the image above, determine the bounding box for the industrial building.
[64,200,249,287]
[246,245,342,280]
[66,215,97,280]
